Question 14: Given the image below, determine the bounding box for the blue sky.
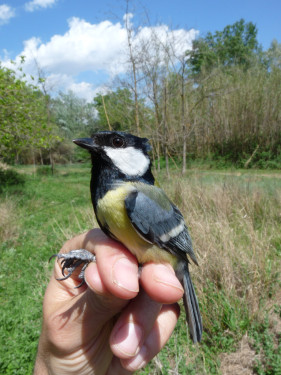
[1,0,280,100]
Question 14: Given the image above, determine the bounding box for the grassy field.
[0,165,280,374]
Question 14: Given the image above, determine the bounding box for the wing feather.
[125,187,197,264]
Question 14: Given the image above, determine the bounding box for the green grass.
[0,166,92,374]
[250,313,281,375]
[0,165,280,374]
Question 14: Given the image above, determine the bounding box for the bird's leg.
[49,249,96,288]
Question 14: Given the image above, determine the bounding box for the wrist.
[34,337,50,375]
[34,355,49,375]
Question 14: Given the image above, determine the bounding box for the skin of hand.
[34,229,184,375]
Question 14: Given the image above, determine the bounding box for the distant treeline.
[1,20,281,170]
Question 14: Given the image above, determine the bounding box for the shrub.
[36,165,57,176]
[0,167,25,192]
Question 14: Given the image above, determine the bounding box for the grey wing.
[125,189,198,264]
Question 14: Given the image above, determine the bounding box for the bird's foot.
[49,249,96,288]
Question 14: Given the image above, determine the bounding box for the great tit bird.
[54,131,202,343]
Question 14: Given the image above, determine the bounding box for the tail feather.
[176,261,202,343]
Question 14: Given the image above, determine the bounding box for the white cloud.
[35,73,106,103]
[67,81,94,101]
[2,15,198,100]
[0,4,15,25]
[25,0,58,12]
[3,16,130,87]
[13,17,128,76]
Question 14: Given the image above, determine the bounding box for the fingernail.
[112,322,143,356]
[153,264,184,292]
[123,345,147,370]
[112,258,139,292]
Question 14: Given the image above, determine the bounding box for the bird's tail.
[176,261,202,343]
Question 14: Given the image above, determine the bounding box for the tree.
[51,91,97,139]
[266,39,281,69]
[93,88,136,131]
[0,63,58,162]
[124,7,141,136]
[187,19,261,75]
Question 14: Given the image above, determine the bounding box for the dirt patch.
[220,290,281,375]
[220,335,258,375]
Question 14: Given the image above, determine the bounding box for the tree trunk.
[163,82,170,178]
[50,152,54,175]
[39,149,43,165]
[181,66,186,175]
[102,95,112,130]
[125,6,140,136]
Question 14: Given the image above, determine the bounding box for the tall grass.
[177,178,280,319]
[0,198,19,244]
[143,171,281,374]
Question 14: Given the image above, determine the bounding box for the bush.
[0,167,25,192]
[36,165,57,176]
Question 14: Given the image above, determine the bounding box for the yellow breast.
[96,183,177,267]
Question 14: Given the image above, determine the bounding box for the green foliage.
[93,88,136,131]
[266,39,281,69]
[250,149,281,169]
[51,90,98,139]
[201,282,250,351]
[72,146,91,163]
[0,63,58,161]
[36,166,57,176]
[209,144,281,169]
[0,167,25,192]
[250,315,281,375]
[187,19,261,75]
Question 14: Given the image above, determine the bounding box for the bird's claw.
[49,249,96,288]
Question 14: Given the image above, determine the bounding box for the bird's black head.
[73,131,152,177]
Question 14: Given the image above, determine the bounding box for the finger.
[106,356,134,375]
[90,234,139,300]
[121,303,180,372]
[84,261,107,295]
[110,289,162,359]
[140,262,184,304]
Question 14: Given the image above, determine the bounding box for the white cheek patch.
[104,146,150,176]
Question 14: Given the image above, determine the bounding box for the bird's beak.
[73,138,98,151]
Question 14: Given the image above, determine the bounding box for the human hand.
[34,229,184,375]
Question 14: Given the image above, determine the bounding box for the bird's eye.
[112,137,124,148]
